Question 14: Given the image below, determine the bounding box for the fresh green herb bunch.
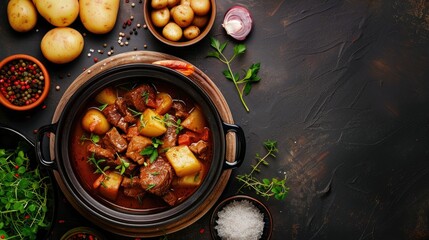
[0,146,51,240]
[207,37,261,112]
[236,140,289,200]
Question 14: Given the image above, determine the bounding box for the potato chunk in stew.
[166,145,202,177]
[138,108,167,137]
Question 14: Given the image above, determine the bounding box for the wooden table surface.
[1,0,429,239]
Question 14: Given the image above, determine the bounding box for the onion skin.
[222,5,252,40]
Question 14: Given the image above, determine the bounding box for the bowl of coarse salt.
[210,195,273,240]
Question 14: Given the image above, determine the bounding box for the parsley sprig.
[140,138,163,163]
[236,140,289,200]
[208,37,261,112]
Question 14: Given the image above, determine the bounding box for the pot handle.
[35,123,58,170]
[222,122,246,170]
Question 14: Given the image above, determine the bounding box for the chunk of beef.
[87,143,115,160]
[162,114,178,149]
[172,101,189,119]
[103,127,128,153]
[162,191,178,206]
[139,157,173,197]
[126,135,152,165]
[102,104,128,132]
[121,176,145,199]
[121,176,140,188]
[115,97,137,124]
[189,140,209,161]
[124,84,156,112]
[124,187,146,199]
[124,126,139,141]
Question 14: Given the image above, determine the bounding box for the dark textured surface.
[1,0,429,239]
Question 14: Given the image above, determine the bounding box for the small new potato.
[7,0,38,32]
[81,109,111,135]
[183,25,200,40]
[190,0,210,16]
[80,0,120,34]
[162,22,183,41]
[40,27,84,64]
[192,14,209,28]
[167,0,180,8]
[151,8,170,28]
[172,4,194,27]
[180,0,191,6]
[151,0,168,9]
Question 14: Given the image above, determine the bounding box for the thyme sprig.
[87,153,109,176]
[236,140,289,200]
[152,114,184,134]
[115,153,130,175]
[207,37,261,112]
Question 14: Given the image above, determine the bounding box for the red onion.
[222,6,253,41]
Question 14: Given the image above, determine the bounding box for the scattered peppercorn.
[0,59,45,106]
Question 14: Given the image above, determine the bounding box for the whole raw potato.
[151,8,170,28]
[190,0,210,16]
[41,27,84,64]
[7,0,38,32]
[80,0,120,34]
[33,0,79,27]
[172,4,194,28]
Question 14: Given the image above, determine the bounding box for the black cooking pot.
[35,63,245,237]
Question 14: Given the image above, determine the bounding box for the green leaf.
[28,204,37,212]
[234,44,246,55]
[220,42,228,52]
[149,151,158,163]
[262,178,270,185]
[15,156,24,166]
[243,68,253,80]
[140,146,154,156]
[222,69,233,81]
[18,166,26,174]
[210,37,220,49]
[244,82,252,95]
[207,51,220,59]
[98,104,108,111]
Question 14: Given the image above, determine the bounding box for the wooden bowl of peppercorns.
[0,54,50,111]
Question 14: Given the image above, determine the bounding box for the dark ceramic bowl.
[35,63,245,237]
[0,125,56,239]
[210,195,273,240]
